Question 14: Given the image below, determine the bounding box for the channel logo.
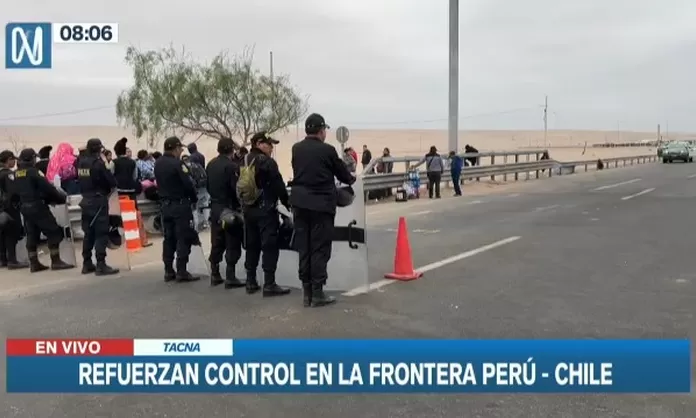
[5,22,53,69]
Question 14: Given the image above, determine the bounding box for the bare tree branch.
[116,45,307,148]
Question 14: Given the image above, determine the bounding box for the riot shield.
[49,203,77,267]
[273,178,369,292]
[106,192,131,271]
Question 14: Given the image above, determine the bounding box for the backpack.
[189,162,207,189]
[237,155,261,206]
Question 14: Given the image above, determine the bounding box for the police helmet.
[336,185,355,207]
[87,138,103,154]
[0,212,12,229]
[220,208,244,230]
[277,214,296,251]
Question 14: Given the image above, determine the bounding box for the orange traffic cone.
[384,217,423,281]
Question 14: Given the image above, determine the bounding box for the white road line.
[411,210,433,216]
[592,178,641,191]
[343,236,521,296]
[468,200,483,205]
[688,174,696,179]
[621,188,655,201]
[534,204,560,212]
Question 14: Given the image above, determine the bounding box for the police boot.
[29,253,49,273]
[302,283,312,307]
[81,259,96,275]
[164,265,176,283]
[224,265,246,289]
[210,263,224,287]
[311,283,336,308]
[176,271,201,283]
[6,248,28,270]
[50,250,75,271]
[262,273,291,297]
[95,261,119,276]
[245,271,260,294]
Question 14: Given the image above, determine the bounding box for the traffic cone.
[384,217,423,281]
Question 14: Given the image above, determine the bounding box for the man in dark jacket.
[9,148,74,272]
[35,146,52,175]
[240,132,291,297]
[205,138,245,289]
[448,151,463,196]
[290,113,356,307]
[187,143,206,168]
[361,145,372,171]
[112,138,141,202]
[0,150,29,269]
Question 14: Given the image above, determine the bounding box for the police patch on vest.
[182,165,189,174]
[78,168,91,177]
[16,170,26,177]
[8,174,14,181]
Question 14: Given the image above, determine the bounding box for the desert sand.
[0,126,678,179]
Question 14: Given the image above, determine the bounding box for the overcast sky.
[1,0,695,131]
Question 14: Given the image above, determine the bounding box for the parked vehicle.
[662,142,691,163]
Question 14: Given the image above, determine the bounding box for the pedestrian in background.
[414,146,444,199]
[448,151,463,196]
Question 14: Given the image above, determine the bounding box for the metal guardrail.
[560,154,657,172]
[65,152,657,237]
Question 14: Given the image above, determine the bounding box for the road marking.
[621,188,655,201]
[534,204,560,212]
[592,178,641,191]
[688,174,696,179]
[468,200,483,205]
[343,236,521,296]
[412,210,432,216]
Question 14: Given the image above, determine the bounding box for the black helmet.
[220,208,244,230]
[87,138,103,154]
[277,214,296,251]
[336,185,355,207]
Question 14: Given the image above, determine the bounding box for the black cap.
[18,148,37,162]
[0,150,16,163]
[305,113,330,130]
[250,131,279,146]
[163,136,184,151]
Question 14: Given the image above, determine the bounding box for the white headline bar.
[133,339,234,356]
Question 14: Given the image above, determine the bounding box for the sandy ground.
[0,125,673,178]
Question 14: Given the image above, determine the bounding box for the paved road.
[1,162,695,417]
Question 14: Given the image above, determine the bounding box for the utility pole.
[447,0,459,153]
[543,95,548,147]
[269,51,274,81]
[657,124,661,142]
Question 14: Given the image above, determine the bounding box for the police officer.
[0,151,29,269]
[291,113,356,307]
[239,132,291,296]
[9,149,74,272]
[77,138,119,276]
[154,136,200,282]
[206,138,245,289]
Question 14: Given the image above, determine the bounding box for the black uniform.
[154,137,199,282]
[0,151,29,269]
[9,149,74,272]
[241,133,291,297]
[77,139,119,275]
[291,124,355,306]
[206,143,245,289]
[291,113,355,306]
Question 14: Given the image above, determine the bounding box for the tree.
[1,129,26,154]
[116,45,308,148]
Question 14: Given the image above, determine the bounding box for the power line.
[0,105,115,123]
